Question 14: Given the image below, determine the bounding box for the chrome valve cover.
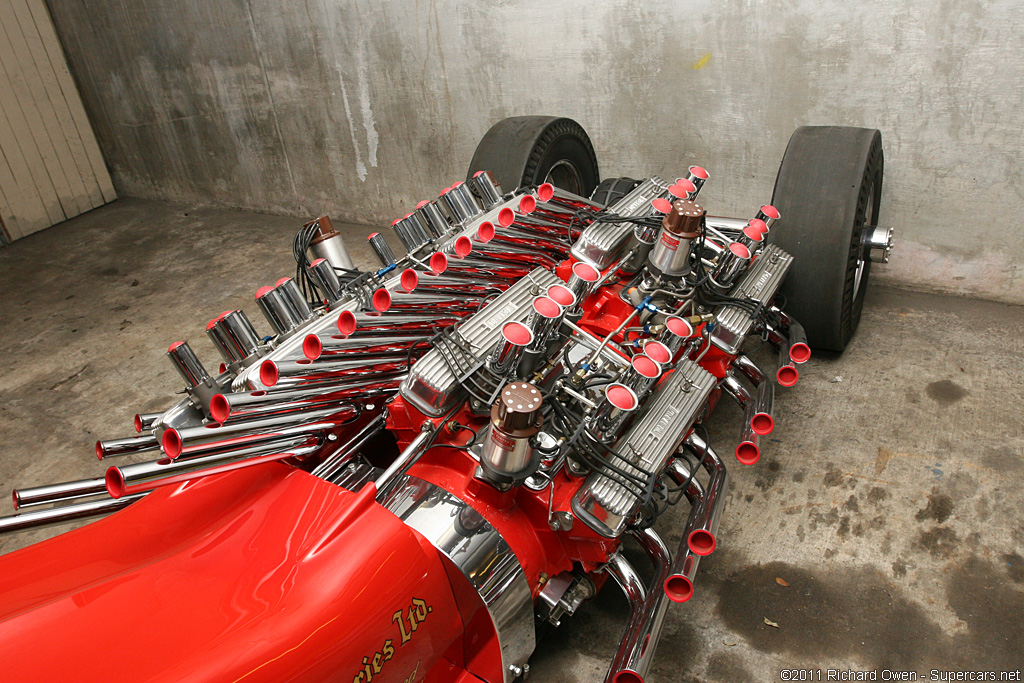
[399,267,562,416]
[710,244,794,355]
[572,357,717,538]
[570,177,670,269]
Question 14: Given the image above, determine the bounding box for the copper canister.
[482,382,544,478]
[647,199,705,277]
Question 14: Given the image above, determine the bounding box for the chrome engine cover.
[379,475,534,683]
[570,177,670,269]
[572,357,718,538]
[709,243,794,355]
[399,267,562,416]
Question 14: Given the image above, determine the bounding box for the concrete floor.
[1,198,1022,681]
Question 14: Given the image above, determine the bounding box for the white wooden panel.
[0,0,115,243]
[24,0,114,204]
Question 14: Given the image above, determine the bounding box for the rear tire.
[590,177,640,207]
[467,116,600,197]
[770,126,884,352]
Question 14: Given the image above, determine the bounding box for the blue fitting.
[376,263,398,277]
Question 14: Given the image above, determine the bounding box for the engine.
[5,170,813,683]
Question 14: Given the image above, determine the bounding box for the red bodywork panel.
[0,464,493,682]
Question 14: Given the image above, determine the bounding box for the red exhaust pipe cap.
[664,575,694,603]
[688,529,717,556]
[518,195,536,214]
[651,197,672,214]
[302,334,323,360]
[777,365,799,387]
[162,429,183,459]
[532,296,562,319]
[666,316,694,338]
[790,343,811,364]
[275,277,291,287]
[729,242,751,259]
[631,354,661,379]
[454,236,473,258]
[643,341,671,364]
[537,183,555,202]
[473,170,485,178]
[94,440,104,461]
[668,179,696,199]
[105,467,127,499]
[167,341,186,353]
[546,284,575,307]
[607,384,638,411]
[498,207,516,227]
[502,321,533,347]
[689,165,709,180]
[416,200,430,209]
[400,268,419,292]
[736,441,760,465]
[429,252,449,274]
[613,672,644,683]
[748,218,768,234]
[259,359,279,387]
[742,224,765,242]
[209,393,231,423]
[133,414,144,433]
[572,261,600,282]
[761,204,780,219]
[337,310,357,335]
[476,221,495,243]
[255,286,273,299]
[372,288,392,312]
[751,412,774,436]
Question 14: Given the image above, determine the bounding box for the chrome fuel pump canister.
[480,381,544,482]
[647,199,705,278]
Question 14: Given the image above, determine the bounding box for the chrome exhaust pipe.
[469,170,503,208]
[567,261,601,312]
[307,257,344,302]
[487,321,533,376]
[663,433,728,602]
[95,434,159,460]
[733,355,774,435]
[206,309,263,365]
[210,374,406,422]
[415,200,451,239]
[719,374,762,465]
[12,476,108,510]
[167,340,210,388]
[656,316,695,358]
[134,412,161,433]
[765,318,810,387]
[591,383,639,443]
[0,494,145,535]
[604,527,672,683]
[255,278,313,336]
[367,232,397,267]
[621,354,662,398]
[160,406,353,459]
[107,436,320,498]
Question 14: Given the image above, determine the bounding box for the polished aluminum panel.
[709,243,794,355]
[572,357,716,537]
[570,177,669,268]
[380,476,534,683]
[399,267,562,416]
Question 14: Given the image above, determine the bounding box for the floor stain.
[1003,552,1024,583]
[915,527,959,558]
[925,379,968,405]
[713,556,1024,671]
[714,560,943,668]
[702,652,755,683]
[982,446,1023,473]
[915,487,954,524]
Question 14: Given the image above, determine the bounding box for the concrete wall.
[47,0,1024,304]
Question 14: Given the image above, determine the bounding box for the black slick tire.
[770,126,884,352]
